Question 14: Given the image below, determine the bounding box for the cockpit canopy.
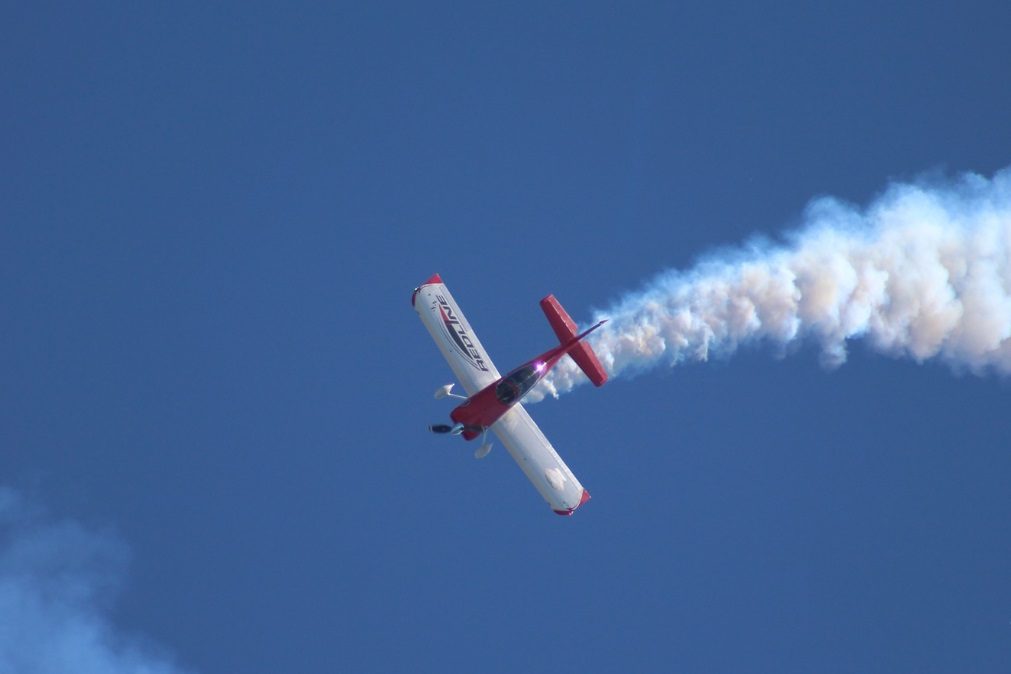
[495,362,544,405]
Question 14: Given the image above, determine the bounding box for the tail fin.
[540,295,608,387]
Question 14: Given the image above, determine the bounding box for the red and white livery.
[412,273,607,516]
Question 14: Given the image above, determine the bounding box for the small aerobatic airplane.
[412,273,608,516]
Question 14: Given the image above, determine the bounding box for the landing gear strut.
[471,427,493,459]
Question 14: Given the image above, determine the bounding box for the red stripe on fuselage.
[449,322,607,437]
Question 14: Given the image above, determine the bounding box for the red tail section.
[539,295,608,387]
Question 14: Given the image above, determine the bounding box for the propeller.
[474,443,492,459]
[429,422,466,435]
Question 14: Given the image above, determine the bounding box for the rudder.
[539,295,608,387]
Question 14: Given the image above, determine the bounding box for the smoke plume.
[0,487,194,674]
[535,167,1011,400]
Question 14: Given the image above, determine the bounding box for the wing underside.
[412,276,500,396]
[491,404,590,515]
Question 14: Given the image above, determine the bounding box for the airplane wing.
[413,274,591,515]
[412,274,501,396]
[490,404,591,515]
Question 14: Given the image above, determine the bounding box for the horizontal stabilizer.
[539,295,608,387]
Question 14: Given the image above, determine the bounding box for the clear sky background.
[3,2,1011,673]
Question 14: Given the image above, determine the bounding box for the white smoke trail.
[535,166,1011,400]
[0,487,195,674]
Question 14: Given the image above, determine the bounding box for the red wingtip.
[553,489,592,516]
[411,274,444,307]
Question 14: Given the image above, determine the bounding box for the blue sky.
[3,2,1011,672]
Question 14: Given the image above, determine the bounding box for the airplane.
[412,273,608,516]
